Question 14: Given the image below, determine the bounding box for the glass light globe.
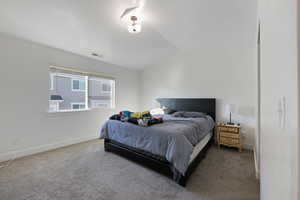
[128,23,142,34]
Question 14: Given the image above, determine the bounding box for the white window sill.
[101,91,112,94]
[91,107,115,111]
[48,108,91,113]
[47,107,116,114]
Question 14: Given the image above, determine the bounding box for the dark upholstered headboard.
[156,98,216,121]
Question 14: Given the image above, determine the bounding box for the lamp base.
[227,122,235,125]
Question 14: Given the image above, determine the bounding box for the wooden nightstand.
[217,123,242,152]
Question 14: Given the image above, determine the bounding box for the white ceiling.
[0,0,256,70]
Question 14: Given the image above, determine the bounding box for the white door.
[259,0,299,199]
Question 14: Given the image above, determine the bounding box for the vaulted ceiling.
[0,0,256,70]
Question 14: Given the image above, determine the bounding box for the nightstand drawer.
[220,132,240,139]
[217,123,242,152]
[219,127,239,133]
[220,137,239,145]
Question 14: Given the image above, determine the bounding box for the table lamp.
[226,104,235,125]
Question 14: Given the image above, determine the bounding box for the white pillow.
[150,108,164,115]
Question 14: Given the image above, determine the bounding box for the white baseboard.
[243,143,253,150]
[253,148,260,179]
[242,143,260,179]
[0,135,98,163]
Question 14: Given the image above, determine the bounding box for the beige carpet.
[0,140,259,200]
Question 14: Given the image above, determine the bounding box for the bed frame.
[104,98,216,187]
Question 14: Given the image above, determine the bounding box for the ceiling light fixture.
[121,0,146,34]
[127,16,141,34]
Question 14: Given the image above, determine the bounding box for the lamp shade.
[225,104,236,113]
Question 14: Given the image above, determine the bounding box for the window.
[72,79,86,91]
[102,83,111,93]
[71,103,86,110]
[49,66,115,112]
[89,77,115,109]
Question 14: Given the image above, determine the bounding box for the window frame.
[48,67,115,113]
[50,74,54,90]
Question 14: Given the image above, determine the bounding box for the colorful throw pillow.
[130,111,151,119]
[142,111,151,119]
[130,112,142,119]
[120,110,133,118]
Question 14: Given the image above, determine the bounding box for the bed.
[100,98,216,186]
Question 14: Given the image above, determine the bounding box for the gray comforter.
[100,115,215,175]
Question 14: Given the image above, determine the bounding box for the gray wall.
[139,0,258,150]
[0,33,140,162]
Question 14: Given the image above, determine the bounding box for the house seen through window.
[49,67,115,112]
[72,79,86,91]
[71,103,86,110]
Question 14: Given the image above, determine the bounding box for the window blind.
[49,66,115,80]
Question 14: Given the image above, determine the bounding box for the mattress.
[189,131,213,164]
[101,115,215,174]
